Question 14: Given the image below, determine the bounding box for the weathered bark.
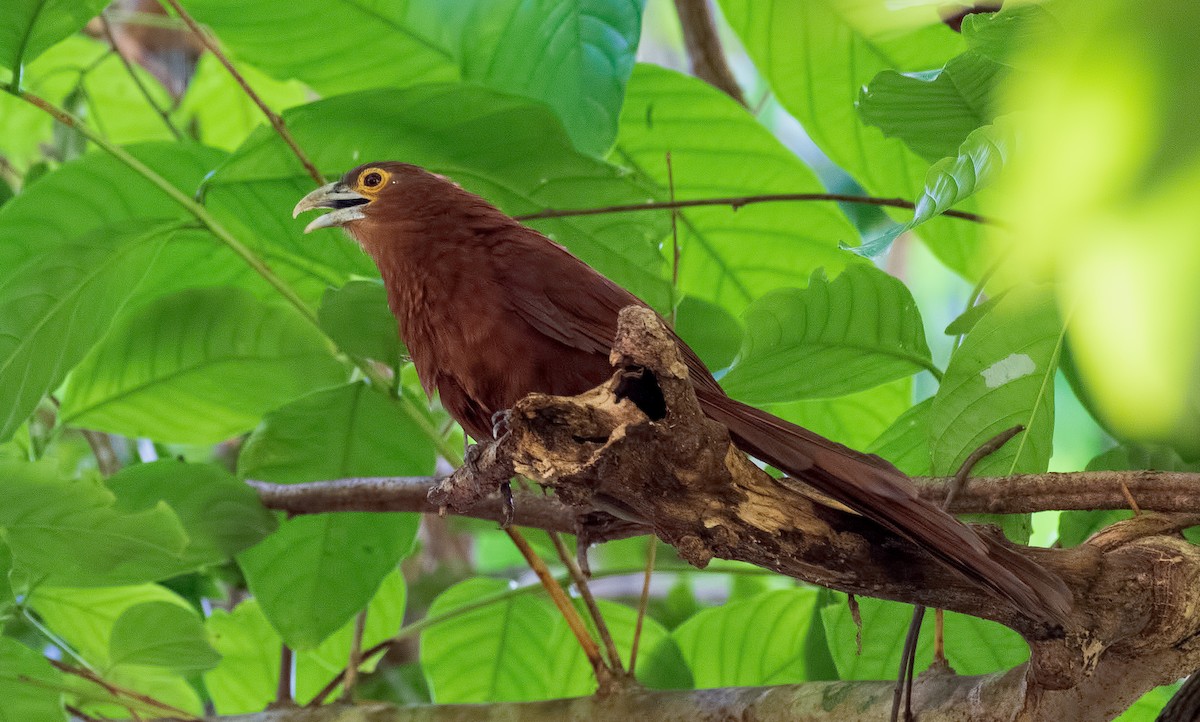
[420,307,1200,719]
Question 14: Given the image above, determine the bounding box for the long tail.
[699,392,1072,626]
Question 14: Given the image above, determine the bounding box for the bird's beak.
[292,182,370,234]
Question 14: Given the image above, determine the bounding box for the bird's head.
[292,161,462,235]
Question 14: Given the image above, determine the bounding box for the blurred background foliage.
[0,0,1193,719]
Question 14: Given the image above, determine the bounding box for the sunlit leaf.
[868,397,933,476]
[719,0,993,277]
[766,377,912,452]
[722,266,934,403]
[0,221,172,442]
[821,594,1025,680]
[109,602,221,671]
[0,459,191,588]
[673,588,821,686]
[929,285,1062,477]
[60,287,346,443]
[210,85,671,309]
[204,570,405,713]
[0,637,66,722]
[615,63,861,314]
[236,384,430,649]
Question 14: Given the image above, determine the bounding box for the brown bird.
[294,161,1072,626]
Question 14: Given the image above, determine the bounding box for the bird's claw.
[491,409,511,440]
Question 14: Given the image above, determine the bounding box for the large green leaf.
[821,594,1026,680]
[109,602,221,671]
[0,0,108,71]
[868,397,933,476]
[721,266,934,403]
[208,85,672,309]
[183,0,643,155]
[0,638,66,722]
[422,578,684,703]
[856,118,1016,258]
[0,36,176,170]
[929,285,1062,477]
[59,287,346,443]
[719,0,993,278]
[236,383,431,649]
[318,280,405,369]
[105,461,277,566]
[0,221,171,442]
[766,377,912,452]
[858,51,1003,162]
[673,588,821,687]
[0,461,190,587]
[204,570,406,713]
[614,63,860,314]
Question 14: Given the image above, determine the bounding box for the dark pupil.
[363,172,382,188]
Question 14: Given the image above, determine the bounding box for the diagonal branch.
[673,0,746,105]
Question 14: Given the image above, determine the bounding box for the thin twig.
[549,531,624,673]
[65,704,103,722]
[80,429,121,476]
[629,536,657,675]
[340,610,369,702]
[49,659,198,719]
[514,193,993,225]
[505,528,608,680]
[96,13,183,140]
[1120,480,1142,516]
[673,0,746,105]
[274,645,294,707]
[157,0,324,184]
[666,151,681,327]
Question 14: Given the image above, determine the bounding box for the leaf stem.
[157,0,325,185]
[96,13,184,141]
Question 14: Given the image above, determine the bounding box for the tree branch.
[250,469,1200,523]
[672,0,746,105]
[513,192,992,224]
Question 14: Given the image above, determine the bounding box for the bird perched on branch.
[294,162,1072,626]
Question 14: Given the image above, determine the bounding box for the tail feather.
[700,392,1072,625]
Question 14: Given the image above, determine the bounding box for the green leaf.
[105,461,277,565]
[673,588,820,686]
[412,0,644,155]
[719,0,990,278]
[856,119,1016,258]
[318,280,405,369]
[236,383,431,649]
[672,296,743,371]
[204,570,406,713]
[859,51,1003,162]
[209,85,671,308]
[172,53,309,152]
[422,578,685,703]
[961,5,1060,69]
[30,584,194,667]
[183,0,643,156]
[1116,685,1178,722]
[766,377,912,452]
[930,285,1063,477]
[721,266,934,403]
[867,397,933,476]
[944,290,1009,337]
[0,0,108,70]
[0,637,66,722]
[59,287,346,443]
[0,461,190,587]
[821,594,1025,680]
[0,221,172,442]
[109,601,221,671]
[614,64,861,314]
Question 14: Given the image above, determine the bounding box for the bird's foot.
[491,409,512,440]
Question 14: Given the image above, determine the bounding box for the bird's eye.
[362,171,383,189]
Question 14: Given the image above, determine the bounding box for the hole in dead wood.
[614,365,667,421]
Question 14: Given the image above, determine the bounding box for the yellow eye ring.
[359,168,388,191]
